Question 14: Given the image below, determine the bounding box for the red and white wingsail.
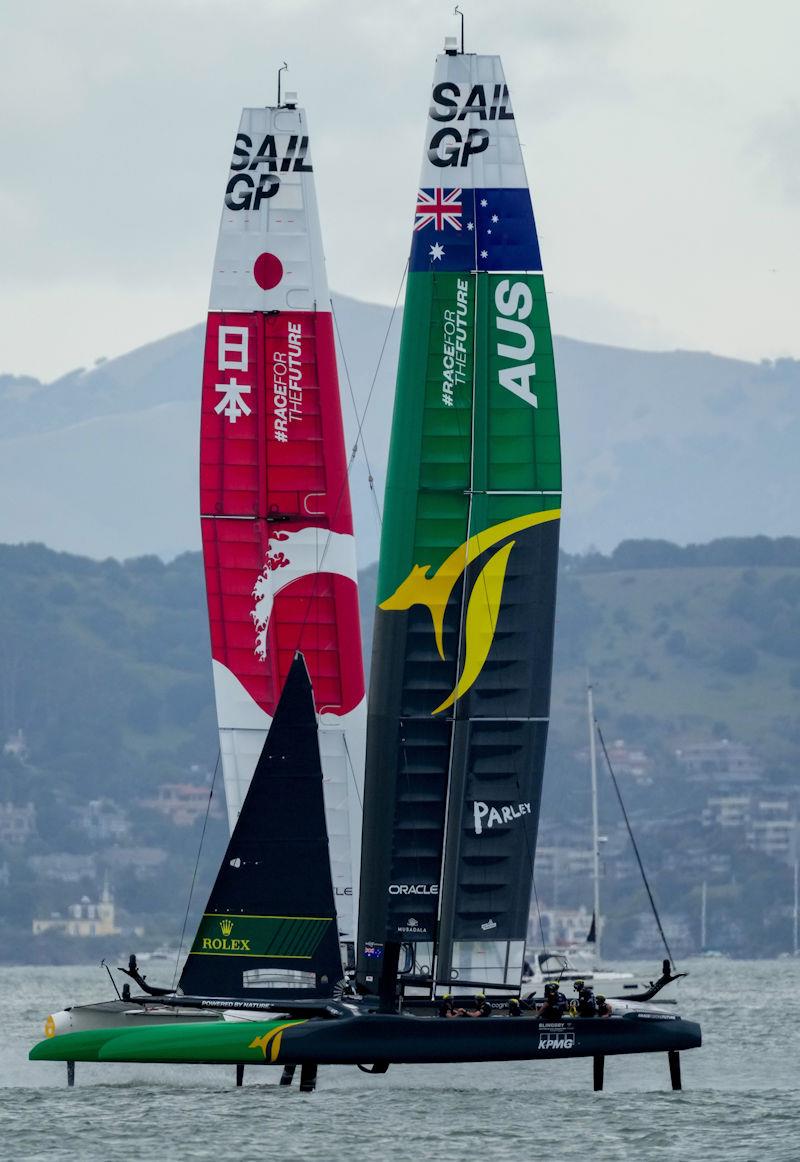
[200,102,366,948]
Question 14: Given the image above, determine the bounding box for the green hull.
[30,1020,304,1065]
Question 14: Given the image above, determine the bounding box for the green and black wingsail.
[179,654,343,1000]
[357,50,561,991]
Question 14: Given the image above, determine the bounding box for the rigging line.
[172,750,221,990]
[595,720,676,970]
[469,507,559,982]
[434,230,480,971]
[280,261,409,662]
[529,871,549,973]
[461,296,550,974]
[331,258,409,528]
[331,302,381,523]
[342,734,363,811]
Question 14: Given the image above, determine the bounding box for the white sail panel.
[420,54,528,190]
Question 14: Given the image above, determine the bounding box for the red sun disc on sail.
[253,252,284,290]
[256,574,365,718]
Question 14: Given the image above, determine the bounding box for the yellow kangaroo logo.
[248,1021,298,1063]
[380,509,560,714]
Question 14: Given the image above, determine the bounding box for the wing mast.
[200,92,366,957]
[357,44,561,999]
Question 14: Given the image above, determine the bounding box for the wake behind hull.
[31,1013,700,1067]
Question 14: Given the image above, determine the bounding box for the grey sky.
[1,0,798,380]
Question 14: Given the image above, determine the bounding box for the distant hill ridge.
[0,296,798,561]
[566,535,800,571]
[5,532,800,573]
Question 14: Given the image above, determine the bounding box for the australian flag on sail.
[409,187,542,273]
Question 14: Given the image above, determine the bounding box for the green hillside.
[0,536,797,959]
[552,554,800,776]
[0,534,796,811]
[0,544,217,803]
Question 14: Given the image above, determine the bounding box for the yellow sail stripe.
[433,541,514,714]
[379,508,561,713]
[379,509,560,659]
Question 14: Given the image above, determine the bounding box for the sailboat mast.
[587,682,601,963]
[793,861,798,956]
[700,880,707,952]
[356,46,562,998]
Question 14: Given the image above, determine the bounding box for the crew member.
[536,982,566,1019]
[465,993,492,1017]
[568,978,586,1016]
[596,994,613,1017]
[437,994,454,1018]
[577,986,598,1017]
[508,997,523,1018]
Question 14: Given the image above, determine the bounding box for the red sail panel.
[200,308,363,717]
[201,516,363,719]
[201,311,352,531]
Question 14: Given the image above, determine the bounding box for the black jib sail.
[179,653,343,1000]
[357,50,561,995]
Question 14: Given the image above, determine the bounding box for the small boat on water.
[527,950,636,989]
[31,34,700,1092]
[526,683,675,993]
[135,945,182,966]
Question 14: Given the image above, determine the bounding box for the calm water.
[1,959,798,1161]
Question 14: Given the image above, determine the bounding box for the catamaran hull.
[43,1001,221,1036]
[31,1013,700,1068]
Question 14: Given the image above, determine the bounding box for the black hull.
[272,1013,701,1066]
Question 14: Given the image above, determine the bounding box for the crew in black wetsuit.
[508,997,523,1017]
[536,982,566,1019]
[437,994,455,1017]
[596,994,613,1017]
[577,986,598,1017]
[465,993,492,1017]
[567,978,586,1016]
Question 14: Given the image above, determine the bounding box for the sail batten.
[358,51,561,993]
